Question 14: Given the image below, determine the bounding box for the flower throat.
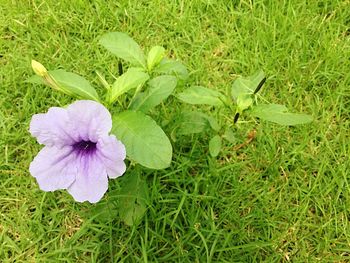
[73,140,97,155]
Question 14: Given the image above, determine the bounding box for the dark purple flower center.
[73,140,97,155]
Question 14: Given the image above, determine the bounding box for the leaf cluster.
[29,32,189,171]
[29,32,190,225]
[28,32,312,225]
[176,70,313,157]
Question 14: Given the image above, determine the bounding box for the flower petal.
[96,135,126,178]
[67,154,108,203]
[29,146,76,191]
[66,100,112,142]
[29,107,75,146]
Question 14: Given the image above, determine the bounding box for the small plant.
[28,32,312,225]
[176,70,313,157]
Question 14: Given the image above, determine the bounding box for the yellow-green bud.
[31,60,48,77]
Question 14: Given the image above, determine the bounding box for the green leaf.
[110,68,149,102]
[118,170,149,226]
[177,111,209,135]
[48,70,100,101]
[147,46,165,71]
[86,194,118,223]
[99,32,146,68]
[26,74,43,84]
[154,58,188,81]
[248,70,265,92]
[177,86,224,106]
[231,70,265,101]
[236,94,253,111]
[112,111,172,169]
[251,104,313,126]
[130,75,177,112]
[209,135,222,157]
[206,116,220,131]
[223,128,237,143]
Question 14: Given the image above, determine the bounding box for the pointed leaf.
[27,66,100,101]
[223,128,237,143]
[209,135,222,157]
[177,86,224,106]
[147,46,165,71]
[130,75,177,112]
[237,94,253,111]
[206,116,220,131]
[251,104,313,125]
[177,111,209,135]
[99,32,146,68]
[26,74,43,84]
[248,70,266,93]
[119,171,149,226]
[154,58,188,81]
[112,111,172,169]
[110,68,149,102]
[231,70,265,101]
[41,70,100,101]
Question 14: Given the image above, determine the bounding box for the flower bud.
[31,60,48,77]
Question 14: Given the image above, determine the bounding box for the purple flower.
[29,100,126,203]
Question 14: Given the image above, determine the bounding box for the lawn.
[1,0,349,262]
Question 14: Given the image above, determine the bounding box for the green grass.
[1,0,349,261]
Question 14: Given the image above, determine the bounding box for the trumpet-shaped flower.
[29,100,126,203]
